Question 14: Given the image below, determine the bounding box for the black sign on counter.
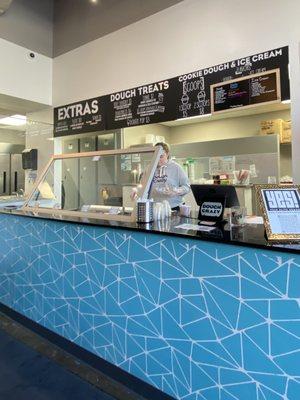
[175,47,289,120]
[211,69,280,113]
[105,79,178,130]
[54,97,106,137]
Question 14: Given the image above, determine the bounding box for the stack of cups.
[153,200,171,221]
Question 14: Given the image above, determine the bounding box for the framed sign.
[256,185,300,242]
[211,69,281,114]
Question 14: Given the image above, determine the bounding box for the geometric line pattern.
[0,214,299,400]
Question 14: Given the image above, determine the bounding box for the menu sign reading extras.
[53,46,289,136]
[105,80,177,129]
[54,97,105,137]
[212,70,280,113]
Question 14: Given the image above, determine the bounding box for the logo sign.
[256,185,300,242]
[201,201,223,217]
[263,189,300,211]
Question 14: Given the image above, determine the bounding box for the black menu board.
[175,47,288,120]
[105,79,178,130]
[211,70,280,113]
[53,46,289,136]
[54,97,106,137]
[250,72,278,104]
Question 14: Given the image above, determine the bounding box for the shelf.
[162,102,291,127]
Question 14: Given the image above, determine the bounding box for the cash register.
[191,184,239,225]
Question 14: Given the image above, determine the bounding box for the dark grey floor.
[0,328,116,400]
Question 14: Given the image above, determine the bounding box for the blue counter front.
[0,213,300,400]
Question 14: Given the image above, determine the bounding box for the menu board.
[53,46,289,136]
[175,47,288,120]
[256,185,300,242]
[105,79,178,129]
[54,97,105,137]
[211,70,280,113]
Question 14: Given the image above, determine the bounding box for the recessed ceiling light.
[90,0,98,3]
[0,114,26,126]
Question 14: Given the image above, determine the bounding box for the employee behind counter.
[149,142,191,211]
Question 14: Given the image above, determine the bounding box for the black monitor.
[191,184,239,207]
[191,184,240,223]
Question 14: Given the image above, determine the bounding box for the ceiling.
[0,93,49,116]
[0,93,51,134]
[53,0,183,57]
[0,0,13,14]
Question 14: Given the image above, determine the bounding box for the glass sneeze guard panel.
[22,147,162,222]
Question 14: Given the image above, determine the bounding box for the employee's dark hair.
[155,142,170,158]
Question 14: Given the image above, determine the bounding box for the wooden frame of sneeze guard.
[22,146,163,223]
[255,184,300,242]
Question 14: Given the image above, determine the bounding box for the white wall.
[0,38,52,105]
[52,0,299,105]
[124,124,170,148]
[168,110,291,144]
[52,0,300,181]
[0,129,25,145]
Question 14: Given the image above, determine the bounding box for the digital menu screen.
[212,70,280,113]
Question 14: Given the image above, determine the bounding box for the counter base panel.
[0,214,300,400]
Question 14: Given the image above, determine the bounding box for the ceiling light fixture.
[0,114,27,126]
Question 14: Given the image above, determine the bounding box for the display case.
[22,146,161,222]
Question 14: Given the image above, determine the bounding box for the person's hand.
[130,187,138,201]
[172,186,186,196]
[163,187,178,197]
[165,185,185,196]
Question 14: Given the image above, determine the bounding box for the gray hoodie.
[149,160,190,208]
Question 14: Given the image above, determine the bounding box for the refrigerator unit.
[61,130,122,209]
[62,139,79,210]
[0,144,25,197]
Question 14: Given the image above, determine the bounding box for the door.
[11,154,25,195]
[79,137,96,207]
[0,154,10,196]
[97,132,122,205]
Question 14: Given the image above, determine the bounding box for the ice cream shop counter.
[0,207,300,400]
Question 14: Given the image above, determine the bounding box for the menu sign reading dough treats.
[105,79,178,129]
[211,69,280,113]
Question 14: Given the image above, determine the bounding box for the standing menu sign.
[211,69,280,113]
[256,185,300,242]
[105,79,178,129]
[54,97,106,137]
